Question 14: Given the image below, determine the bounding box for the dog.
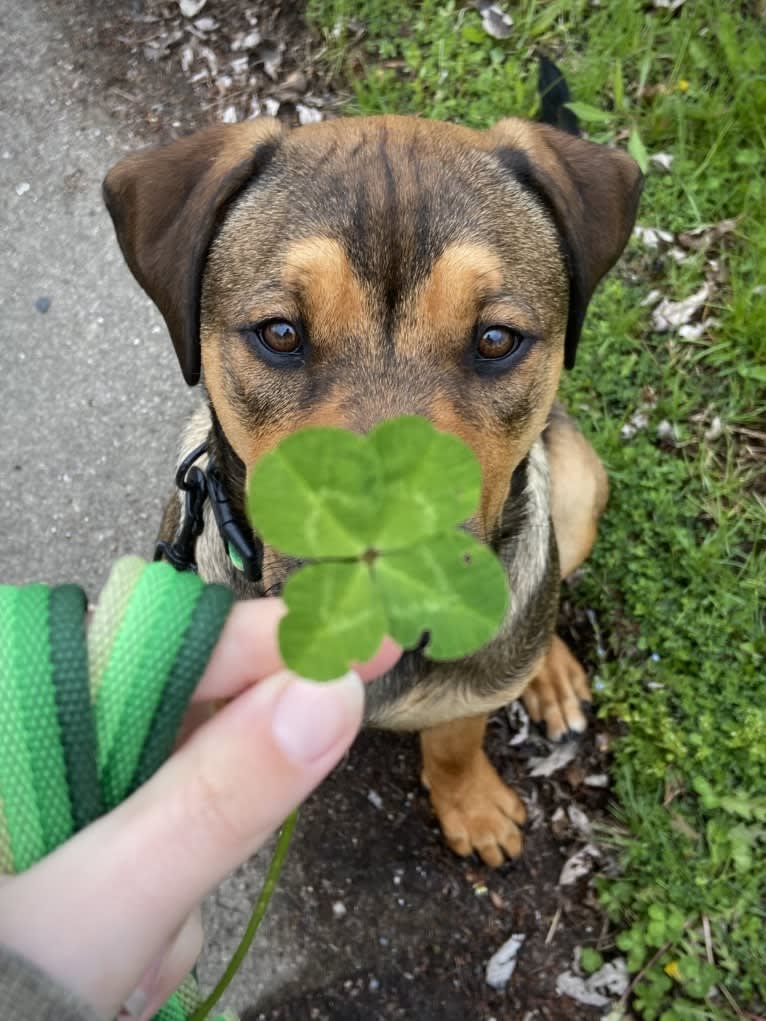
[103,66,641,868]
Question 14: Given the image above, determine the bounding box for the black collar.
[154,440,264,583]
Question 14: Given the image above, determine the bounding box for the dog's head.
[104,115,640,542]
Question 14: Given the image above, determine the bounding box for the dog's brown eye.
[477,325,521,359]
[260,320,300,353]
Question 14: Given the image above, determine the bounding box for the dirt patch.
[50,3,624,1017]
[242,701,618,1021]
[55,0,341,142]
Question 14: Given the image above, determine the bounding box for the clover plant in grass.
[247,416,509,680]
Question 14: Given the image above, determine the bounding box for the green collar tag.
[227,544,245,573]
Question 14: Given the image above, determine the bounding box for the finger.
[192,598,286,701]
[0,669,364,1017]
[353,634,401,682]
[136,910,203,1021]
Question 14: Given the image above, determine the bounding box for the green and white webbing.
[0,556,235,1021]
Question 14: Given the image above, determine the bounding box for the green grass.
[307,1,766,1017]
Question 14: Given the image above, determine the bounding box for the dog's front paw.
[422,750,527,867]
[522,635,591,742]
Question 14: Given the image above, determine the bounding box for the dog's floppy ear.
[488,119,642,368]
[103,119,284,385]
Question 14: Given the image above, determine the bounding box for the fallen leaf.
[180,44,195,73]
[704,415,723,441]
[650,152,674,172]
[485,932,525,989]
[633,225,674,248]
[179,0,207,17]
[568,804,592,837]
[677,217,738,251]
[489,889,507,911]
[656,419,678,443]
[528,741,579,777]
[640,288,663,308]
[296,103,323,125]
[678,320,716,341]
[231,28,262,51]
[556,958,628,1006]
[507,700,531,746]
[257,39,284,80]
[476,1,514,39]
[551,807,569,839]
[651,284,709,332]
[584,773,610,788]
[198,44,219,78]
[556,972,609,1007]
[620,411,649,441]
[559,843,601,886]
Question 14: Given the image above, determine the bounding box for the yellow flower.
[665,960,682,981]
[678,79,690,92]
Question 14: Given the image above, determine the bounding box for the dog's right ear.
[103,119,284,385]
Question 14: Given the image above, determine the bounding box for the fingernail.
[271,672,363,766]
[120,988,147,1018]
[119,955,163,1019]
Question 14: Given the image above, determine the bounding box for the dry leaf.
[634,225,674,248]
[652,284,709,332]
[620,411,649,441]
[477,1,514,39]
[677,217,738,251]
[584,774,610,788]
[507,700,531,746]
[556,958,628,1007]
[559,843,601,886]
[179,0,207,17]
[231,29,262,51]
[486,932,526,989]
[296,103,323,125]
[528,741,578,777]
[568,804,592,837]
[656,419,678,443]
[650,152,674,172]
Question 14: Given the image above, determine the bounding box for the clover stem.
[189,810,299,1020]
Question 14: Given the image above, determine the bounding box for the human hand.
[0,598,399,1020]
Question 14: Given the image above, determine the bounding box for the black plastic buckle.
[207,465,263,583]
[154,441,209,573]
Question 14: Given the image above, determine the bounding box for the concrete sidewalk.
[0,0,196,595]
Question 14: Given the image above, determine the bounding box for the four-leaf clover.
[247,417,509,680]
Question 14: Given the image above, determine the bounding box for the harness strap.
[155,442,263,584]
[0,558,235,1021]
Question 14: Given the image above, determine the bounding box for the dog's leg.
[522,408,608,740]
[420,714,527,867]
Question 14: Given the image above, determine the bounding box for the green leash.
[0,557,238,1020]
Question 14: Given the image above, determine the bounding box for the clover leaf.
[247,416,509,680]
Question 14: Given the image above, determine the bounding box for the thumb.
[0,669,363,1018]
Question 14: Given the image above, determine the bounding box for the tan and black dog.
[103,83,641,868]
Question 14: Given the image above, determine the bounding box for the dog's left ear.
[488,119,642,368]
[103,119,284,385]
